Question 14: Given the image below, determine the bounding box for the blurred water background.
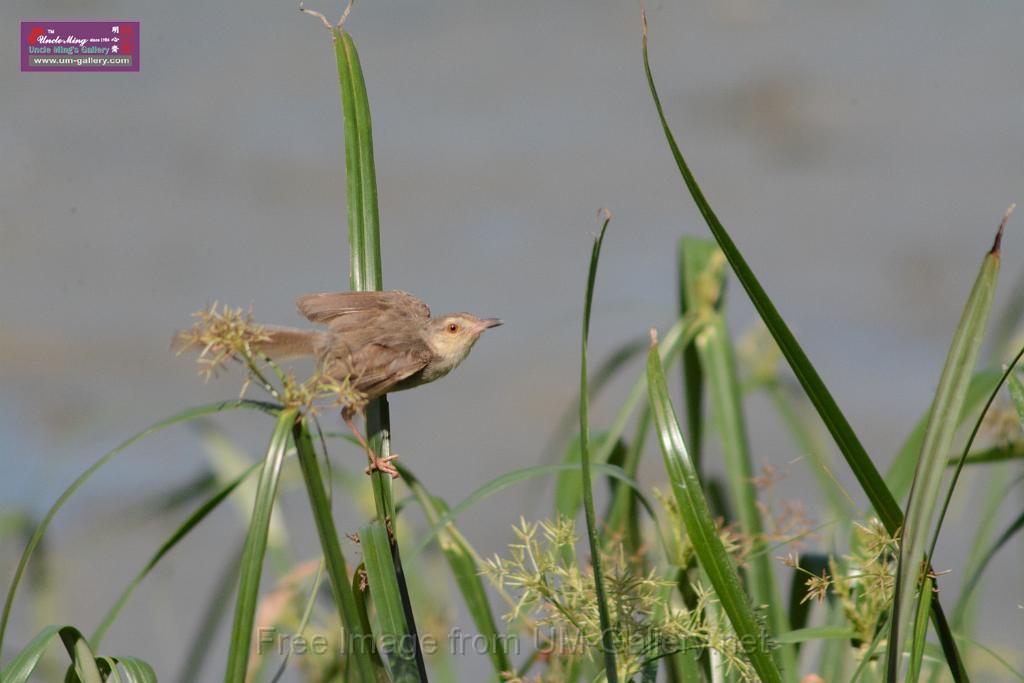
[2,0,1022,679]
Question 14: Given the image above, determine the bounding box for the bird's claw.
[365,453,400,479]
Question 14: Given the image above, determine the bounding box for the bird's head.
[425,314,502,370]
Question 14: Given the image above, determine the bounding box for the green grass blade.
[398,465,513,676]
[907,575,935,683]
[116,657,157,683]
[646,330,783,683]
[641,6,902,538]
[292,418,382,683]
[678,236,725,472]
[0,399,278,659]
[640,11,971,676]
[331,23,427,677]
[0,624,62,683]
[590,314,703,469]
[927,344,1024,574]
[59,625,102,683]
[90,462,260,648]
[224,407,297,683]
[578,212,619,682]
[361,521,422,682]
[888,231,1001,681]
[696,315,790,670]
[605,404,651,549]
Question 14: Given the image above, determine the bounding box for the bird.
[181,290,501,477]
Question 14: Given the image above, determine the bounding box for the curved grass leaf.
[331,23,427,678]
[224,407,298,683]
[292,418,382,683]
[0,399,279,659]
[647,331,783,683]
[0,624,150,683]
[695,316,790,671]
[398,465,513,676]
[1,624,62,683]
[361,521,422,682]
[578,213,619,681]
[889,233,1001,681]
[639,11,969,677]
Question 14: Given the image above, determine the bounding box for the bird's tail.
[172,325,322,360]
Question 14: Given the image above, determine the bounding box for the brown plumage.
[177,290,501,477]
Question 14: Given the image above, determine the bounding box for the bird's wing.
[296,291,430,333]
[329,341,431,399]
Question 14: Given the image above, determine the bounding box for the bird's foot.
[365,452,400,479]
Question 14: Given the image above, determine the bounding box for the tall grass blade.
[888,223,1002,681]
[330,22,427,675]
[647,330,784,683]
[0,399,278,659]
[639,10,970,674]
[292,418,382,683]
[641,5,901,539]
[696,313,791,670]
[361,521,422,682]
[0,624,62,683]
[577,212,619,681]
[398,466,513,676]
[224,407,297,683]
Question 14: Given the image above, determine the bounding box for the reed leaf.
[292,417,383,683]
[647,330,784,683]
[888,227,1002,681]
[361,521,422,682]
[577,212,619,680]
[224,407,297,682]
[695,310,791,671]
[639,10,970,675]
[398,466,513,677]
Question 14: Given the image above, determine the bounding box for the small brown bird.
[193,290,501,477]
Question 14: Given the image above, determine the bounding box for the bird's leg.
[343,411,399,479]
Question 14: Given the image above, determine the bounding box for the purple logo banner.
[21,21,139,72]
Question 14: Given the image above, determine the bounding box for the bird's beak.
[478,318,503,331]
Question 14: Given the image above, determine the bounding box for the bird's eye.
[447,323,460,333]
